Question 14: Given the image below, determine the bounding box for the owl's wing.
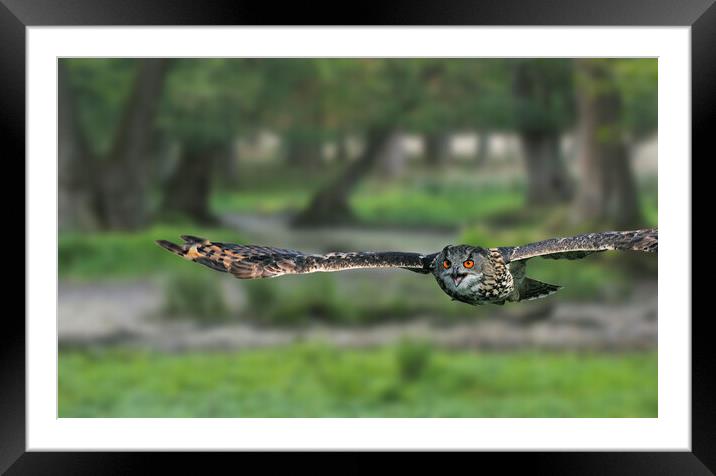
[156,235,436,279]
[499,228,657,263]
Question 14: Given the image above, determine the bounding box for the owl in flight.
[156,228,657,305]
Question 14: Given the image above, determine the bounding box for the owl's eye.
[463,259,475,269]
[442,260,451,269]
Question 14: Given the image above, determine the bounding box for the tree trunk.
[334,135,350,164]
[101,59,170,230]
[573,60,641,227]
[377,131,407,179]
[512,60,573,206]
[161,145,219,225]
[424,133,451,167]
[291,128,393,227]
[475,131,490,167]
[58,61,100,231]
[519,132,572,205]
[284,133,323,170]
[214,141,240,188]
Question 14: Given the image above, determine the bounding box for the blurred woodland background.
[58,58,657,417]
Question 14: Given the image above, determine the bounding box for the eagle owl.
[156,228,657,305]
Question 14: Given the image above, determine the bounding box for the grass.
[212,172,526,229]
[640,177,658,226]
[161,270,230,322]
[58,344,657,418]
[351,179,524,228]
[211,164,657,230]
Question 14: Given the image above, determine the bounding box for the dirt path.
[59,279,657,352]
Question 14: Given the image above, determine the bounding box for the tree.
[61,58,170,230]
[511,59,574,205]
[58,61,98,231]
[101,59,170,229]
[157,59,262,224]
[291,60,427,227]
[283,129,324,169]
[254,60,330,169]
[161,144,222,225]
[572,59,643,227]
[292,127,394,226]
[424,133,452,167]
[417,60,512,168]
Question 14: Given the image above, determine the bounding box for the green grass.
[211,188,312,215]
[212,167,656,230]
[59,224,247,280]
[59,344,657,418]
[640,178,658,227]
[212,167,526,228]
[352,180,524,228]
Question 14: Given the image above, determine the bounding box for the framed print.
[5,0,711,472]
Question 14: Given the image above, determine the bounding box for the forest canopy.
[59,58,657,231]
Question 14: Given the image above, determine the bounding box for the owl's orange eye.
[463,260,475,269]
[442,260,451,269]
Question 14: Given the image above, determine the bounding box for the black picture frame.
[5,0,709,472]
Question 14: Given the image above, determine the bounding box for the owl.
[156,228,657,305]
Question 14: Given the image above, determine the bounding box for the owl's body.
[430,245,559,305]
[156,228,657,306]
[433,245,513,305]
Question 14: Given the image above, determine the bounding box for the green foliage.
[213,168,526,228]
[511,59,576,134]
[198,58,517,145]
[63,57,656,171]
[59,224,248,280]
[58,345,658,417]
[212,161,655,234]
[244,274,349,325]
[161,270,229,322]
[242,272,469,326]
[640,177,658,227]
[158,59,265,148]
[575,58,657,141]
[353,178,525,228]
[395,339,433,382]
[64,58,136,156]
[613,59,658,139]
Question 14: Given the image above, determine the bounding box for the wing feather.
[501,228,657,263]
[156,236,434,279]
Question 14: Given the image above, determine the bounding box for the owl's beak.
[451,272,466,286]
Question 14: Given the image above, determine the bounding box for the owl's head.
[435,244,488,291]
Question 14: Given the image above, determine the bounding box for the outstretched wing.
[499,228,657,263]
[156,235,435,279]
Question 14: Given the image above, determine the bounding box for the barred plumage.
[155,235,433,279]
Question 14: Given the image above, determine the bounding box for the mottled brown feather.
[155,236,431,279]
